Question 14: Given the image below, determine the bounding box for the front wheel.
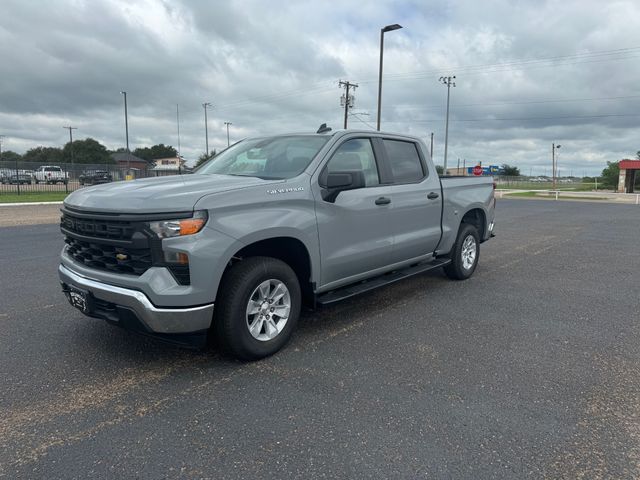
[444,223,480,280]
[213,257,301,360]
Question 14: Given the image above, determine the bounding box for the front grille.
[65,236,152,275]
[61,213,134,241]
[60,207,191,285]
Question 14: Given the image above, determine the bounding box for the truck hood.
[64,174,282,213]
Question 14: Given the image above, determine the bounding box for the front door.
[314,137,394,288]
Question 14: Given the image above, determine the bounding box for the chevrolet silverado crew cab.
[59,129,496,360]
[34,165,68,184]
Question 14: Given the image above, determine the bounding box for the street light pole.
[439,76,456,174]
[552,143,561,190]
[203,102,212,156]
[376,23,402,131]
[224,121,232,147]
[430,132,434,161]
[120,91,130,172]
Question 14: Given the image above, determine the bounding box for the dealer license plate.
[66,286,91,314]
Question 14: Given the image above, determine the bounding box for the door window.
[383,140,425,183]
[326,139,379,187]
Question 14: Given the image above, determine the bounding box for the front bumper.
[59,264,214,340]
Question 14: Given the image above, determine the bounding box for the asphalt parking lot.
[1,199,639,479]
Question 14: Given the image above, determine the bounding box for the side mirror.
[320,170,365,202]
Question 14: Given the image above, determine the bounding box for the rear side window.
[383,140,425,183]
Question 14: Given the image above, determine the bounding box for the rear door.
[313,137,394,288]
[380,138,443,263]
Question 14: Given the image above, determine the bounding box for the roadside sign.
[468,165,500,176]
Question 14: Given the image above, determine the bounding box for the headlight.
[148,210,208,238]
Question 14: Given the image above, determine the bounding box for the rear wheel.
[444,223,480,280]
[213,256,301,360]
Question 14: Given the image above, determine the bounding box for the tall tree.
[600,161,619,188]
[195,150,217,168]
[501,164,520,176]
[133,144,178,163]
[62,138,112,164]
[0,150,22,162]
[22,146,63,164]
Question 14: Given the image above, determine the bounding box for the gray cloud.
[1,0,639,174]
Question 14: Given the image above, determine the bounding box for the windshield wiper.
[226,173,284,180]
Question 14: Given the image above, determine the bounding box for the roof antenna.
[316,123,332,134]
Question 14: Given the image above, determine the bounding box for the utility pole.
[202,102,212,157]
[439,75,456,174]
[0,135,4,161]
[224,121,232,147]
[429,132,434,161]
[339,80,358,129]
[63,126,77,178]
[120,91,130,172]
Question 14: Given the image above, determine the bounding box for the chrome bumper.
[58,264,214,334]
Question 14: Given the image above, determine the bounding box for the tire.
[213,256,301,360]
[35,180,39,184]
[444,223,480,280]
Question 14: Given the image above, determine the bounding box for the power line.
[392,94,640,111]
[212,47,640,114]
[386,112,640,124]
[348,112,376,130]
[361,46,640,83]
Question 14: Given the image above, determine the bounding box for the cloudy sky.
[1,0,639,174]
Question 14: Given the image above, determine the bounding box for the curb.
[0,201,64,207]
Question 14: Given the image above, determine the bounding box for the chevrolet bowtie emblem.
[116,253,128,261]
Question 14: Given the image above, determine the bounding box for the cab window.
[383,139,425,184]
[325,139,379,187]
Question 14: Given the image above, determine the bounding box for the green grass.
[0,192,69,203]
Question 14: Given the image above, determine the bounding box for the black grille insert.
[65,236,152,275]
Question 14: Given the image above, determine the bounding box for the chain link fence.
[0,161,188,196]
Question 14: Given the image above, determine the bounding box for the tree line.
[0,138,178,165]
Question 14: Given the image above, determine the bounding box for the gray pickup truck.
[59,129,495,359]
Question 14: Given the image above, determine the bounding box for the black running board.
[316,258,451,306]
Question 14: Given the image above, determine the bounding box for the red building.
[618,159,640,193]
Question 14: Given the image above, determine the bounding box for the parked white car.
[33,165,68,184]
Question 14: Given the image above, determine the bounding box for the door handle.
[375,197,391,205]
[427,192,440,200]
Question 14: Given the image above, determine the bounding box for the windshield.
[196,135,330,179]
